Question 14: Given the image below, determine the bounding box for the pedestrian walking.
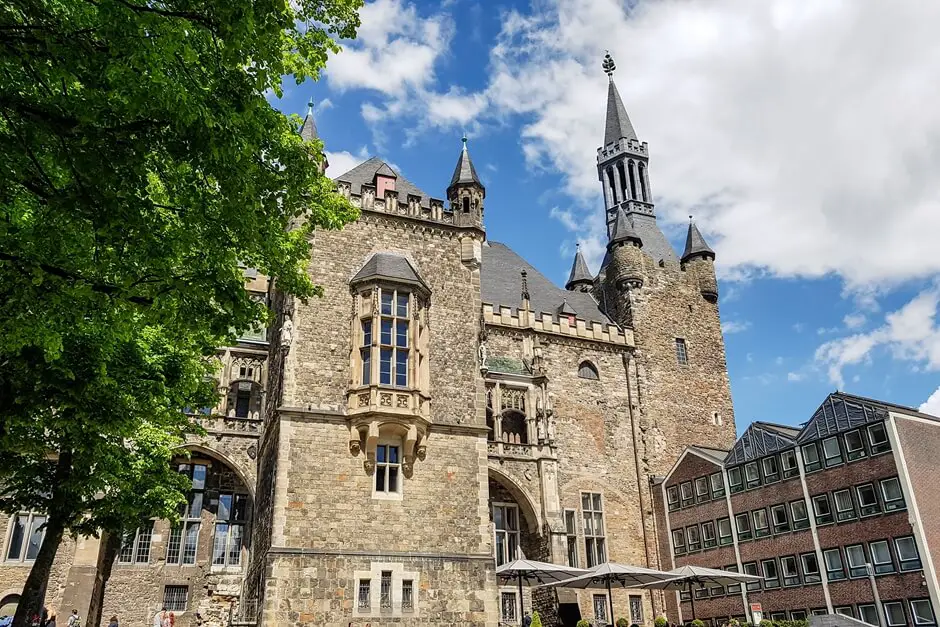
[107,616,118,627]
[66,610,80,627]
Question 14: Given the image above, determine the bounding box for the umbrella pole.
[518,573,524,627]
[688,581,695,622]
[607,579,614,627]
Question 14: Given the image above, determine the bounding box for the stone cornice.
[275,406,488,436]
[266,546,494,562]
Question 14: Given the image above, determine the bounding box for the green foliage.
[616,618,629,627]
[727,620,741,627]
[530,611,542,627]
[692,620,706,627]
[0,0,361,623]
[767,622,807,627]
[655,616,669,627]
[760,620,773,627]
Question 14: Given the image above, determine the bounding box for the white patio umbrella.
[496,559,588,626]
[640,565,763,620]
[540,562,676,625]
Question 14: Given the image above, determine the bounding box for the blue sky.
[272,0,940,434]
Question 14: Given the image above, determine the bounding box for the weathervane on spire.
[602,51,616,80]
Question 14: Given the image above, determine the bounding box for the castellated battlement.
[482,303,633,346]
[336,180,480,228]
[596,138,648,162]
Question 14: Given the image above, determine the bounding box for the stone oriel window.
[578,360,599,380]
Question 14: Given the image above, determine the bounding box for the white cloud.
[325,147,370,178]
[721,320,752,335]
[792,323,805,333]
[843,313,867,329]
[775,356,784,366]
[370,0,940,291]
[919,386,940,417]
[787,372,804,382]
[815,283,940,386]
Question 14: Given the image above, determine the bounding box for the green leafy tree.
[530,611,543,627]
[655,616,669,627]
[0,0,361,623]
[576,620,592,627]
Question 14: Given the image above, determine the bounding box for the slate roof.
[604,78,638,146]
[448,138,482,190]
[601,213,679,270]
[334,157,433,209]
[565,247,594,289]
[681,222,715,261]
[300,101,319,142]
[689,446,729,466]
[794,392,933,444]
[609,207,642,247]
[482,241,613,325]
[350,252,430,292]
[724,421,798,466]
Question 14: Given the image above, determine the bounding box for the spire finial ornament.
[462,132,468,145]
[689,215,693,224]
[306,99,314,116]
[603,51,616,80]
[521,269,530,302]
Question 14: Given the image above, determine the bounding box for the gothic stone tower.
[591,52,736,472]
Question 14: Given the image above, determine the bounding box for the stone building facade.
[0,55,736,627]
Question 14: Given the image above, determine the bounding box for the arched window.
[638,162,648,202]
[501,409,527,444]
[605,166,617,204]
[617,161,628,201]
[578,361,599,380]
[0,595,19,617]
[628,160,638,200]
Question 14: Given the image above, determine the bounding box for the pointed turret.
[608,207,642,249]
[446,136,485,227]
[602,53,638,146]
[565,244,594,292]
[299,99,328,173]
[681,220,715,263]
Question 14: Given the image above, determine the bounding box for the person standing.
[65,610,80,627]
[107,616,118,627]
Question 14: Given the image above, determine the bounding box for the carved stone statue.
[531,336,544,374]
[537,417,547,442]
[547,412,557,444]
[280,317,294,351]
[349,439,361,456]
[478,341,488,370]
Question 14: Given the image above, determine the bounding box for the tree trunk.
[11,515,65,627]
[86,531,121,627]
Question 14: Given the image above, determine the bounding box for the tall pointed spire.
[300,98,319,142]
[608,207,642,248]
[448,135,483,190]
[681,217,715,262]
[602,53,638,146]
[566,244,594,291]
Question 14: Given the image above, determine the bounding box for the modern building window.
[375,444,401,495]
[565,510,578,567]
[710,472,725,498]
[5,513,46,563]
[752,509,770,538]
[836,607,855,618]
[790,500,810,530]
[578,361,599,380]
[728,467,743,493]
[856,484,880,516]
[823,548,846,581]
[694,586,709,600]
[771,504,790,534]
[358,579,371,611]
[401,580,414,612]
[744,462,760,489]
[380,571,392,610]
[762,559,780,588]
[781,555,800,586]
[582,493,606,568]
[118,522,154,564]
[675,338,688,365]
[212,492,248,567]
[594,594,609,624]
[717,518,733,545]
[725,564,742,593]
[884,602,906,627]
[500,591,517,623]
[680,482,694,505]
[781,449,799,478]
[672,530,686,555]
[822,436,843,467]
[742,562,761,591]
[845,544,868,578]
[858,604,879,626]
[812,494,833,525]
[166,463,206,565]
[666,486,679,511]
[801,552,821,583]
[493,504,520,566]
[834,489,856,522]
[695,477,710,502]
[870,540,894,574]
[791,610,809,621]
[844,429,866,461]
[868,423,890,454]
[686,525,702,552]
[735,513,752,541]
[770,613,788,621]
[163,586,188,612]
[880,477,905,511]
[910,599,936,626]
[896,536,922,571]
[702,521,717,549]
[802,443,822,472]
[762,456,780,482]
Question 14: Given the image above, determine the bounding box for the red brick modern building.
[652,392,940,626]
